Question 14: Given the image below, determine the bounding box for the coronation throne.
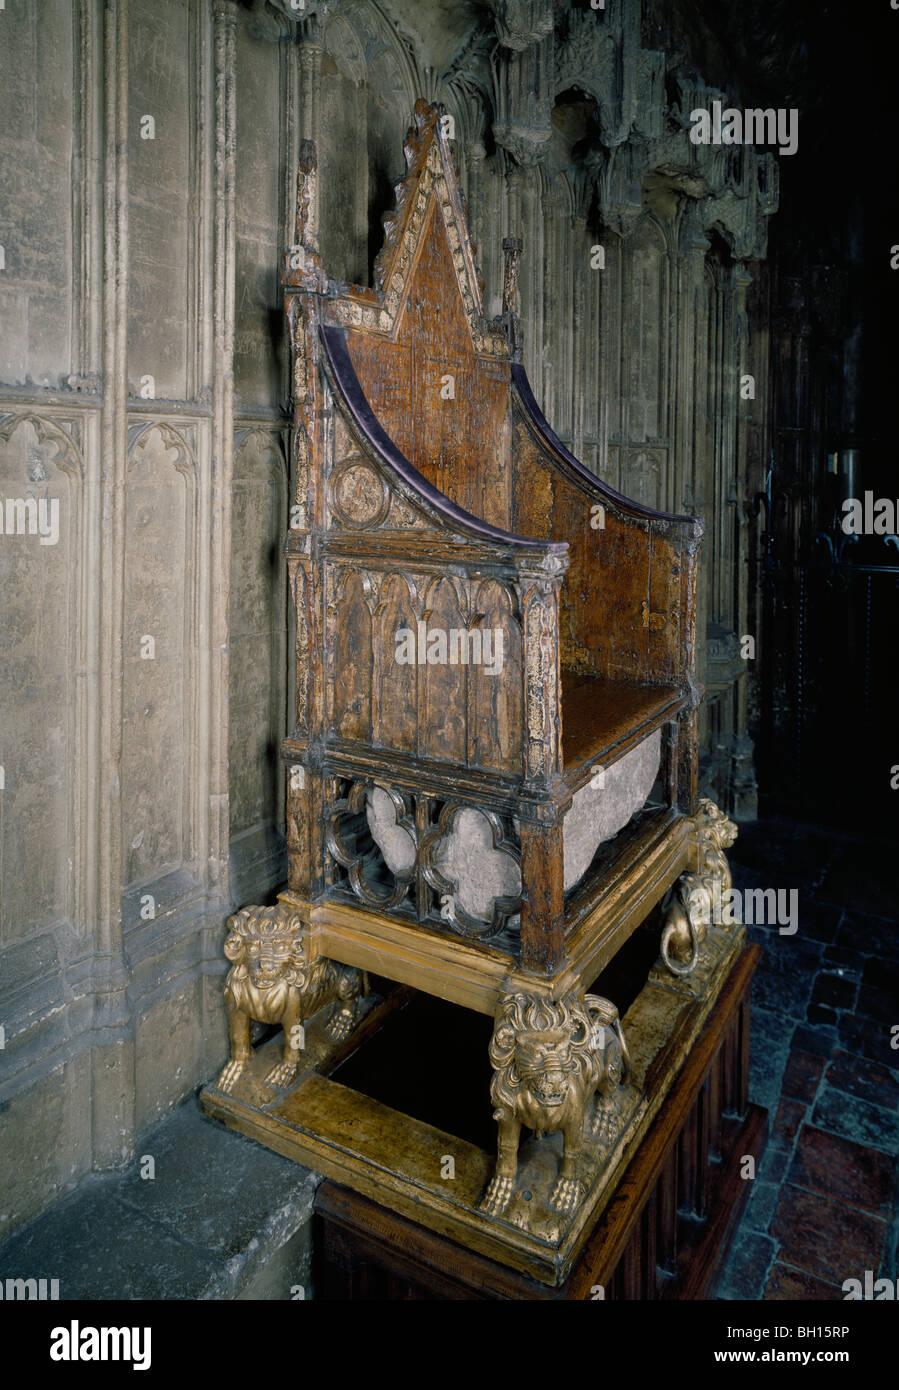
[202,102,756,1288]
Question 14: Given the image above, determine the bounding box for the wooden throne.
[202,102,759,1289]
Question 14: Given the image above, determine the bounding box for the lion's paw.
[479,1174,514,1217]
[216,1058,247,1094]
[549,1175,582,1214]
[264,1058,299,1090]
[326,1006,356,1042]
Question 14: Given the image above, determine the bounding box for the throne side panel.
[510,388,699,691]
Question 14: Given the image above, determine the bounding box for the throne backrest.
[303,101,517,531]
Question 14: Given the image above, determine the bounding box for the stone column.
[540,186,564,427]
[93,0,133,1171]
[208,0,237,900]
[466,139,487,302]
[298,20,323,140]
[527,167,545,396]
[676,216,713,737]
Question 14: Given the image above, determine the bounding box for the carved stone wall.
[0,0,775,1233]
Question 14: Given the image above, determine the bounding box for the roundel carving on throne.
[329,456,391,529]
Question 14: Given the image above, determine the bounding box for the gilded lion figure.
[661,799,739,977]
[480,989,630,1218]
[694,797,737,894]
[215,904,362,1094]
[660,871,709,975]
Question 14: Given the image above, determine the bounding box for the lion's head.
[489,992,597,1117]
[224,906,305,990]
[696,798,737,851]
[513,1030,578,1108]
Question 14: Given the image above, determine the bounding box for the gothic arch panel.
[423,575,467,763]
[471,579,522,773]
[375,571,418,753]
[331,568,373,741]
[621,216,669,445]
[123,422,196,888]
[0,415,81,941]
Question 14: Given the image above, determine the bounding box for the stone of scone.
[562,728,661,888]
[365,729,661,924]
[364,785,416,875]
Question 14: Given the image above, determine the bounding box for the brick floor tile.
[717,1230,778,1300]
[811,1085,899,1154]
[770,1184,887,1283]
[764,1263,845,1300]
[806,1003,839,1028]
[743,1180,782,1234]
[791,1023,838,1060]
[773,1098,807,1146]
[800,903,843,945]
[811,972,858,1010]
[836,916,899,962]
[787,1125,894,1216]
[822,945,864,976]
[759,1145,792,1184]
[824,1050,899,1112]
[838,1014,898,1068]
[781,1049,825,1104]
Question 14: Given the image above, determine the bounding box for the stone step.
[0,1099,320,1301]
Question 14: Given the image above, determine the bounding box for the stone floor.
[713,817,899,1299]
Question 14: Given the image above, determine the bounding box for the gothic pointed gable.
[320,100,514,528]
[372,106,489,343]
[327,100,506,356]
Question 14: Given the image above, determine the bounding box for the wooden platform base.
[312,945,765,1299]
[201,928,757,1285]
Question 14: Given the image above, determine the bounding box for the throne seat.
[558,672,682,786]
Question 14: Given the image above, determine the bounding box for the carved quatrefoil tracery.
[325,780,523,944]
[420,801,522,941]
[329,456,391,529]
[326,779,416,909]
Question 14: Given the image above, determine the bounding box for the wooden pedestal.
[312,944,765,1300]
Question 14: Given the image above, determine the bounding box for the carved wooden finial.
[295,139,319,253]
[284,139,323,288]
